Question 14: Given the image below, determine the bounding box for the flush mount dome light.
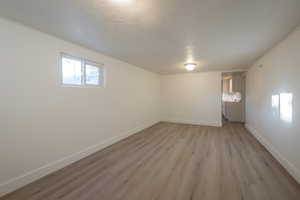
[112,0,131,4]
[184,63,197,71]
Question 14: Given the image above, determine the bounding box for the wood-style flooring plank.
[1,122,300,200]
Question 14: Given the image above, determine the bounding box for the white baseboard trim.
[0,120,159,197]
[162,119,222,127]
[245,123,300,184]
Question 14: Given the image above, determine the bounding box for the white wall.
[161,72,222,127]
[246,26,300,183]
[0,18,161,196]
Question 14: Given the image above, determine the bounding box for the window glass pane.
[85,64,100,85]
[62,57,82,85]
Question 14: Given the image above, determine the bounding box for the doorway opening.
[221,72,246,125]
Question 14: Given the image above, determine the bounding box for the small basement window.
[60,53,105,87]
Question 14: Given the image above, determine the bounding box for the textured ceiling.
[0,0,300,74]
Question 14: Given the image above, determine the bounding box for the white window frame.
[59,53,105,88]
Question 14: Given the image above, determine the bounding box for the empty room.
[1,0,300,199]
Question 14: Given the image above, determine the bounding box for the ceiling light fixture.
[184,63,197,71]
[112,0,132,5]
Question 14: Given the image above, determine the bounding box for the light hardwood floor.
[1,122,300,200]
